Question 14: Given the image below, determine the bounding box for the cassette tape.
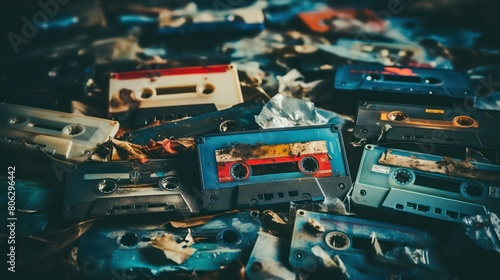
[196,125,352,212]
[157,5,265,36]
[297,8,387,35]
[352,145,500,223]
[289,210,451,279]
[353,101,500,151]
[63,159,200,220]
[333,39,453,69]
[333,64,476,112]
[0,55,95,112]
[108,64,244,115]
[0,103,119,161]
[125,99,264,145]
[76,210,264,277]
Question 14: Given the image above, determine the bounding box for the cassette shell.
[289,210,451,279]
[333,64,476,112]
[352,145,500,223]
[353,101,500,151]
[63,159,200,220]
[196,124,352,212]
[0,103,119,161]
[76,211,264,276]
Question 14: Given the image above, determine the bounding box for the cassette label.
[0,103,119,161]
[352,145,500,222]
[196,125,352,212]
[333,64,475,110]
[63,159,200,220]
[289,210,452,279]
[76,211,264,277]
[298,9,386,34]
[108,64,244,114]
[353,101,500,151]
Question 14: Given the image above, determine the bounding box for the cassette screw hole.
[297,210,305,216]
[250,261,263,272]
[295,251,305,260]
[219,229,242,247]
[250,210,259,217]
[454,116,476,127]
[300,157,319,174]
[219,120,241,132]
[120,232,139,247]
[209,195,218,203]
[338,183,345,190]
[361,128,368,133]
[325,231,350,251]
[360,189,367,196]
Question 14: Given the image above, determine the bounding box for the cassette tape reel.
[352,145,500,222]
[289,210,452,279]
[108,64,244,115]
[353,101,500,152]
[76,211,264,277]
[63,159,200,220]
[0,103,119,161]
[196,125,352,212]
[333,64,475,112]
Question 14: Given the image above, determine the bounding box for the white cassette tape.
[0,103,119,161]
[108,64,244,114]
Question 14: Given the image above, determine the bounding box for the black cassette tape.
[333,64,475,113]
[125,99,264,145]
[196,125,352,212]
[63,159,200,220]
[76,210,264,277]
[352,145,500,223]
[353,101,500,151]
[289,210,452,279]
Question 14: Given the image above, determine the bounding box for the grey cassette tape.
[352,145,500,222]
[0,103,119,161]
[108,64,244,114]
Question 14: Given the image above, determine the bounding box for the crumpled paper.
[463,212,500,253]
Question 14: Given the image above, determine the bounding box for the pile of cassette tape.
[2,0,500,279]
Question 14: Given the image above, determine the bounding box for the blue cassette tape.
[289,210,452,279]
[196,125,352,212]
[76,210,264,277]
[333,63,475,113]
[352,145,500,222]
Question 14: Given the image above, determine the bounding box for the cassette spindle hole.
[219,120,241,132]
[138,87,155,99]
[392,169,413,185]
[8,116,29,125]
[300,156,319,174]
[230,162,250,181]
[387,111,408,122]
[325,231,350,251]
[62,125,84,136]
[250,210,259,218]
[453,116,476,127]
[218,229,242,247]
[198,83,215,95]
[120,232,139,247]
[461,182,485,199]
[96,179,118,194]
[158,176,182,191]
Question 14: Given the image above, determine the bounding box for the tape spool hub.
[387,111,408,122]
[218,229,242,247]
[460,181,486,199]
[299,156,319,174]
[325,231,350,251]
[230,162,250,181]
[97,179,118,194]
[158,176,182,191]
[391,169,414,185]
[453,116,476,127]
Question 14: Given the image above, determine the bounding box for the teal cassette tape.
[352,145,500,222]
